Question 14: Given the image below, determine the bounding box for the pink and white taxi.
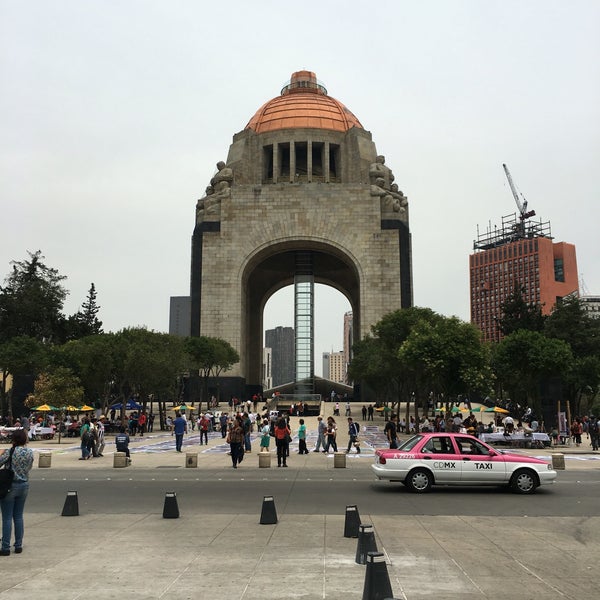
[372,432,557,494]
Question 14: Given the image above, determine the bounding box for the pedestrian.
[324,417,338,453]
[173,411,187,452]
[227,415,245,468]
[148,413,155,433]
[274,417,291,467]
[384,415,398,449]
[362,405,367,421]
[367,404,374,421]
[242,412,252,454]
[96,416,106,457]
[1,429,34,556]
[314,416,326,452]
[589,417,599,451]
[259,419,271,452]
[571,419,583,447]
[88,418,99,457]
[297,418,308,454]
[115,426,131,463]
[346,417,360,453]
[345,401,351,416]
[138,411,147,436]
[219,412,228,438]
[79,418,92,460]
[198,413,209,445]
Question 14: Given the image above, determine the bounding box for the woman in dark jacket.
[227,416,245,468]
[274,417,291,467]
[1,429,34,555]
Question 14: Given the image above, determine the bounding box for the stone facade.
[190,73,412,397]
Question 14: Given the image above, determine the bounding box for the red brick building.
[470,214,578,343]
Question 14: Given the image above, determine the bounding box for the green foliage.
[497,283,546,337]
[26,367,84,409]
[492,329,573,410]
[66,283,103,340]
[0,250,68,343]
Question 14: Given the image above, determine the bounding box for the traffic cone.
[163,491,179,518]
[260,495,278,524]
[355,523,378,564]
[362,552,394,600]
[344,504,361,538]
[61,490,79,516]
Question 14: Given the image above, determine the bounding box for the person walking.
[173,411,187,452]
[198,414,210,445]
[96,416,106,457]
[1,429,34,556]
[219,413,228,438]
[297,418,309,454]
[314,416,326,452]
[227,415,245,468]
[274,417,291,467]
[324,417,338,453]
[346,417,360,453]
[79,418,91,460]
[259,419,271,453]
[384,415,398,449]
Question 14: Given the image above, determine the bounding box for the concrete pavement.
[2,405,599,599]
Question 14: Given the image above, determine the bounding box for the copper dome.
[245,71,363,134]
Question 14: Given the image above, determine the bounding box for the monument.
[190,71,412,399]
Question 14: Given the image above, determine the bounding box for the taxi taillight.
[379,456,387,465]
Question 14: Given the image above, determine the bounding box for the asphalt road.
[29,467,600,517]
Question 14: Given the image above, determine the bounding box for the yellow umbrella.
[484,406,510,414]
[79,404,95,411]
[174,404,195,411]
[34,404,58,411]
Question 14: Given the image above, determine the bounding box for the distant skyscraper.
[470,213,578,342]
[262,347,273,390]
[265,326,295,386]
[343,311,353,384]
[322,351,345,383]
[169,296,191,337]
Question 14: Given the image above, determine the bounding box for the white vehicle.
[372,432,557,494]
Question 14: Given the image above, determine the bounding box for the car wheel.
[406,468,433,493]
[510,469,538,494]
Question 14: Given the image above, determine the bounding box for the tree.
[57,334,116,406]
[497,283,545,337]
[0,336,47,419]
[25,367,84,409]
[347,336,393,404]
[0,250,68,343]
[185,336,239,410]
[66,283,103,340]
[398,317,492,411]
[492,329,573,417]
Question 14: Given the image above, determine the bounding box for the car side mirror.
[488,449,496,456]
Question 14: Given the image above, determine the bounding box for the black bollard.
[362,552,394,600]
[344,504,361,538]
[355,523,378,564]
[61,490,79,516]
[162,491,179,518]
[260,495,278,524]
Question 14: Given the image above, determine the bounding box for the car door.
[419,436,462,483]
[454,436,506,483]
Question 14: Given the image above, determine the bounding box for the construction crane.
[502,163,536,221]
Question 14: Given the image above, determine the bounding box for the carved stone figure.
[196,162,233,223]
[369,155,394,188]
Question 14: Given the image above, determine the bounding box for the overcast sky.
[2,1,599,377]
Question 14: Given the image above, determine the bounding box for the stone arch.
[239,238,362,387]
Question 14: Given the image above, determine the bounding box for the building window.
[554,258,565,282]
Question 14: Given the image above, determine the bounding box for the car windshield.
[398,435,424,451]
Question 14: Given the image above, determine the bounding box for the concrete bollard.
[38,452,52,468]
[260,495,278,524]
[552,453,566,470]
[334,451,346,468]
[356,524,378,564]
[362,552,394,600]
[185,452,198,468]
[113,452,128,468]
[258,452,271,468]
[344,504,361,538]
